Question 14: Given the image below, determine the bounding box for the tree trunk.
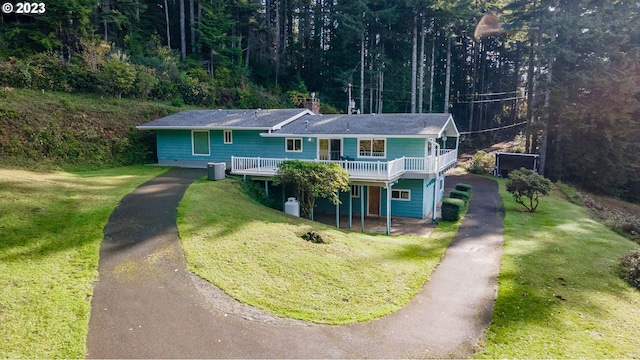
[275,0,281,87]
[378,70,384,113]
[360,28,365,114]
[525,33,535,153]
[164,0,171,48]
[538,57,552,176]
[468,38,478,133]
[180,0,186,59]
[102,0,111,41]
[190,0,195,54]
[429,29,435,113]
[444,34,451,113]
[418,18,426,113]
[410,11,418,113]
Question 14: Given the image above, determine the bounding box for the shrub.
[450,190,470,206]
[275,160,350,219]
[301,231,325,244]
[506,168,553,213]
[442,198,466,221]
[467,150,495,174]
[620,250,640,288]
[455,183,473,193]
[240,179,279,210]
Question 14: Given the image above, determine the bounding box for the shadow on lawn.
[485,181,640,354]
[0,167,188,263]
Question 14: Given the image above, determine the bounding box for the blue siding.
[315,189,363,214]
[156,130,317,163]
[381,179,425,218]
[157,130,196,161]
[157,131,427,164]
[422,179,436,218]
[341,137,426,161]
[386,138,426,159]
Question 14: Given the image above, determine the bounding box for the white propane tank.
[284,197,300,217]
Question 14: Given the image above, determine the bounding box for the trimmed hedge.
[442,198,466,221]
[450,189,471,206]
[455,183,473,193]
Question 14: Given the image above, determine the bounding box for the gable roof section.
[136,108,312,131]
[264,113,459,138]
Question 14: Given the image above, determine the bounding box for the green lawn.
[178,178,459,324]
[476,179,640,358]
[0,166,168,359]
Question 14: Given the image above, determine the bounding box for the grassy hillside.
[0,166,168,358]
[0,88,181,169]
[178,178,459,324]
[476,180,640,358]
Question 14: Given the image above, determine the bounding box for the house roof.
[264,113,459,138]
[137,109,459,138]
[136,109,312,130]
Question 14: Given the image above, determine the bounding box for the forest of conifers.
[0,0,639,200]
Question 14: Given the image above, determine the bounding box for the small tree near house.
[506,168,553,213]
[275,160,350,219]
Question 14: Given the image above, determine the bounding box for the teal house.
[137,103,459,233]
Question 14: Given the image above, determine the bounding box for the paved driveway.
[86,168,503,358]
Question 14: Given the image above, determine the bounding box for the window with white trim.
[358,138,386,158]
[224,130,232,144]
[391,189,411,201]
[351,185,360,198]
[192,130,210,155]
[286,138,303,152]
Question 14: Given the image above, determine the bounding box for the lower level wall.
[314,178,443,219]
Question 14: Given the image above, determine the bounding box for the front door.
[319,139,342,160]
[368,186,381,216]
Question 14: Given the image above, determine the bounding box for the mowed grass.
[178,178,458,324]
[0,166,168,358]
[476,179,640,358]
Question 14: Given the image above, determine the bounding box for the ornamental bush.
[455,183,473,193]
[442,198,466,221]
[450,190,470,206]
[505,168,553,213]
[620,250,640,288]
[275,160,350,219]
[467,150,495,174]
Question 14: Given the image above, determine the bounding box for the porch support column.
[265,180,269,197]
[386,183,392,235]
[360,185,365,232]
[348,187,353,229]
[335,191,340,228]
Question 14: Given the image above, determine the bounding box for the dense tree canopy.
[1,0,639,199]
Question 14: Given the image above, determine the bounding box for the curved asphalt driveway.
[86,168,504,359]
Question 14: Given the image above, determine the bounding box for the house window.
[358,138,386,158]
[224,130,232,144]
[286,138,303,152]
[192,130,210,156]
[391,189,411,201]
[351,185,360,198]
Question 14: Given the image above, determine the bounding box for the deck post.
[348,187,353,229]
[360,185,365,232]
[386,184,392,235]
[265,180,269,197]
[335,191,340,229]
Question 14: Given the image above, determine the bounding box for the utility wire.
[459,121,527,135]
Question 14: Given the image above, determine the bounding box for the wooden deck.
[230,150,457,181]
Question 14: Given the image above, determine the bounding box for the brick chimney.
[303,93,320,114]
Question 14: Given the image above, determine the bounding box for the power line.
[459,121,527,135]
[452,94,527,105]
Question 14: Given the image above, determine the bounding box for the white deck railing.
[231,149,457,181]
